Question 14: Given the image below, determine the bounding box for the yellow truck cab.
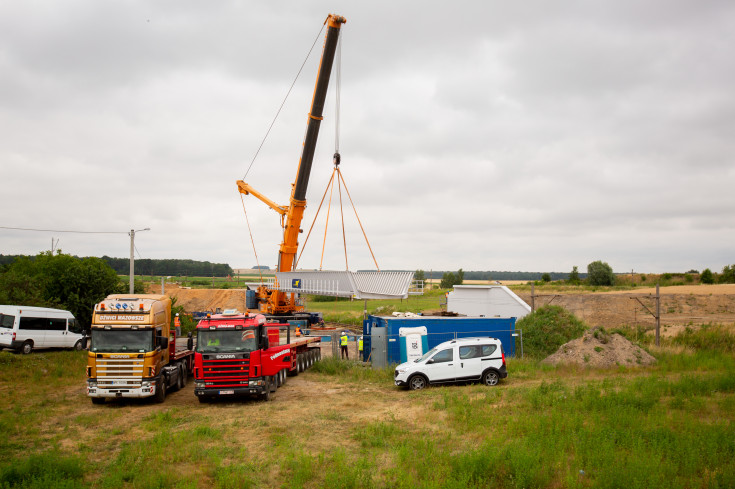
[86,294,193,404]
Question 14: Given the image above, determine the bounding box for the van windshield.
[416,347,437,363]
[90,330,153,353]
[0,314,14,329]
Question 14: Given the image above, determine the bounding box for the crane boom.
[237,14,347,316]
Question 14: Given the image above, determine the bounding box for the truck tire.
[91,397,105,405]
[154,379,166,403]
[269,376,277,393]
[21,341,33,355]
[179,365,187,388]
[280,369,287,385]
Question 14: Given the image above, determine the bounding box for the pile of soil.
[542,327,656,368]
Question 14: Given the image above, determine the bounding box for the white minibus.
[0,305,86,354]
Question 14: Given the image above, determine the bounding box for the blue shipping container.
[362,315,516,364]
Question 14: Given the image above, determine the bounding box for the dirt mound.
[145,282,250,313]
[542,328,656,368]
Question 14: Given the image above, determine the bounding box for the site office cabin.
[193,311,319,401]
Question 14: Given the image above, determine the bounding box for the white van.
[394,337,508,390]
[0,306,86,354]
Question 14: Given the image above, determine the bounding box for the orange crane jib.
[236,14,346,316]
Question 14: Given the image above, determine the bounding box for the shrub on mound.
[516,305,588,359]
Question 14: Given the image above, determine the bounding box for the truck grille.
[96,358,144,388]
[201,358,250,388]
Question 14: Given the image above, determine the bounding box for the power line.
[0,226,127,234]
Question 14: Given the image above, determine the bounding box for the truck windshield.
[90,330,154,353]
[197,329,258,353]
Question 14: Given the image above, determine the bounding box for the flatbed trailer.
[193,312,321,402]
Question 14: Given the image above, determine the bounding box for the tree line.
[99,256,234,277]
[1,255,234,278]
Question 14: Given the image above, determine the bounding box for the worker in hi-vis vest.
[340,332,349,359]
[358,336,363,359]
[174,313,181,337]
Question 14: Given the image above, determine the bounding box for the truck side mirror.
[159,337,169,349]
[187,332,194,351]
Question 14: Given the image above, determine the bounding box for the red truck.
[193,311,320,402]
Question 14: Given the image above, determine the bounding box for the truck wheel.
[482,370,500,386]
[91,397,105,405]
[280,369,287,385]
[179,365,187,388]
[154,379,166,403]
[269,376,277,393]
[73,340,84,351]
[21,341,33,355]
[408,375,428,391]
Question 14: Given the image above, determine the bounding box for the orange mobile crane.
[236,14,346,317]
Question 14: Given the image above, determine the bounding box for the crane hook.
[333,152,341,167]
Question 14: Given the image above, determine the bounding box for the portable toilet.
[399,326,428,363]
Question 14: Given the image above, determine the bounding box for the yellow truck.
[86,294,194,404]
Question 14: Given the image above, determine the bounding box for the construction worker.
[295,326,302,337]
[340,331,349,359]
[358,335,363,360]
[174,313,181,337]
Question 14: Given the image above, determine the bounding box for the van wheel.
[408,375,428,390]
[21,341,33,355]
[154,379,166,403]
[482,370,500,386]
[91,397,105,405]
[74,340,84,351]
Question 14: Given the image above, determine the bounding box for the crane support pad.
[274,271,414,299]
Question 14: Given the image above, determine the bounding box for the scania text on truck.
[193,310,321,402]
[86,294,195,404]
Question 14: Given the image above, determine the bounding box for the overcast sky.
[2,1,734,274]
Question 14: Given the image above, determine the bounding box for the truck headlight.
[195,381,204,389]
[141,381,151,388]
[248,379,264,387]
[88,381,98,388]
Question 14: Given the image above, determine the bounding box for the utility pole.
[129,228,150,294]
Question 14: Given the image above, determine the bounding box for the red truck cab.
[193,310,320,402]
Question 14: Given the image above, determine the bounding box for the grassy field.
[1,324,734,488]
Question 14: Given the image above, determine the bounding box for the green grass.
[1,330,734,488]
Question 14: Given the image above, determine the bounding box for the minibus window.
[0,314,14,328]
[68,319,82,334]
[19,317,47,330]
[49,319,66,331]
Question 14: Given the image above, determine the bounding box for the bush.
[587,260,615,286]
[701,268,715,284]
[516,305,588,359]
